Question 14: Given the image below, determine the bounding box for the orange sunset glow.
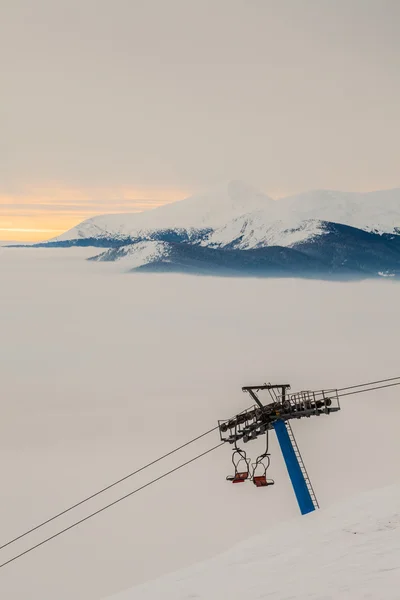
[0,186,191,242]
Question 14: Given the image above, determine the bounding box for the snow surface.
[202,212,326,249]
[1,248,400,600]
[104,241,171,269]
[109,484,400,600]
[278,188,400,235]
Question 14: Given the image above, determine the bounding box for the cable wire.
[276,376,400,404]
[0,425,218,552]
[0,442,224,570]
[337,376,400,392]
[2,375,399,565]
[338,381,400,398]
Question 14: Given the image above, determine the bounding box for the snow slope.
[53,181,274,242]
[278,188,400,235]
[202,212,326,249]
[94,241,172,270]
[109,484,400,600]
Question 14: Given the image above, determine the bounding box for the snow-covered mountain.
[90,222,400,279]
[51,183,400,245]
[91,238,332,278]
[53,181,274,242]
[109,484,400,600]
[278,188,400,235]
[30,182,400,279]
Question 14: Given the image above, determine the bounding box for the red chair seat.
[253,476,268,487]
[232,472,248,483]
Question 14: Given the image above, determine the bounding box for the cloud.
[0,184,191,241]
[0,228,64,233]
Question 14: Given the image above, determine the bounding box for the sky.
[1,0,399,241]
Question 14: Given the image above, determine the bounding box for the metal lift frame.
[218,383,340,515]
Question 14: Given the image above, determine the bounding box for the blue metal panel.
[273,419,315,515]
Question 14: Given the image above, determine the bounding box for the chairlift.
[226,444,250,483]
[251,431,275,488]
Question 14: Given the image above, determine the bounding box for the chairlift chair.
[251,431,275,488]
[226,445,250,483]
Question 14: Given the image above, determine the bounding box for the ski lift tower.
[218,383,340,515]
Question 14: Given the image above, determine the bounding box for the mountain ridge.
[89,221,400,280]
[50,182,400,243]
[53,181,274,242]
[16,181,400,280]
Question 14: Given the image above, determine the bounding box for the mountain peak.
[53,181,273,242]
[226,179,264,199]
[171,180,272,224]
